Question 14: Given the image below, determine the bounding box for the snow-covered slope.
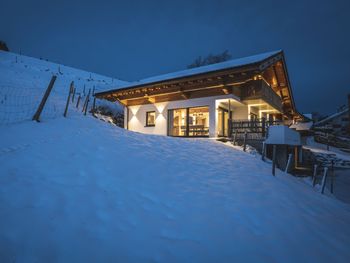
[0,50,128,124]
[0,112,350,262]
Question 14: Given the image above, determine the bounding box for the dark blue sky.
[1,0,349,115]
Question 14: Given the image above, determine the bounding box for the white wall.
[126,94,243,137]
[233,106,248,120]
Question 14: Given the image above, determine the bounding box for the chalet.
[95,50,303,138]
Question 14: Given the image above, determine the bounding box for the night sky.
[1,0,349,115]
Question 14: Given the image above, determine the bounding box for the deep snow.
[1,112,350,263]
[0,50,127,124]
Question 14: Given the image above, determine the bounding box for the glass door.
[218,108,229,137]
[168,106,209,137]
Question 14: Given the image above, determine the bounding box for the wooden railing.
[240,80,283,112]
[230,118,283,138]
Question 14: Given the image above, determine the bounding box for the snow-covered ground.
[1,50,350,262]
[1,111,350,262]
[0,50,127,124]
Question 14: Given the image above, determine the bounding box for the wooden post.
[285,153,292,173]
[321,167,329,194]
[84,94,90,116]
[262,117,266,138]
[243,131,247,152]
[82,89,91,113]
[326,133,330,151]
[272,145,277,176]
[92,96,96,116]
[32,75,57,122]
[72,87,76,103]
[63,81,74,117]
[233,130,237,145]
[92,86,95,96]
[83,84,86,96]
[228,99,232,138]
[312,164,318,187]
[261,142,266,161]
[76,94,81,108]
[330,161,334,194]
[294,146,298,168]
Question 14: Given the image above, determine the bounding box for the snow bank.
[0,51,127,124]
[1,112,350,262]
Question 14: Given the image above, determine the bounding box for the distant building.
[314,107,350,137]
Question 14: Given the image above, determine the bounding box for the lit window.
[146,111,156,127]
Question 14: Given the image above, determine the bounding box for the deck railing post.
[233,129,237,145]
[243,131,247,152]
[262,117,266,137]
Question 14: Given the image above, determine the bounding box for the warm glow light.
[129,105,141,116]
[155,103,168,114]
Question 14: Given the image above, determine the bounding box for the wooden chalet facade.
[95,50,302,138]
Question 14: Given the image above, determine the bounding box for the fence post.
[261,142,266,161]
[82,89,91,113]
[272,145,277,176]
[91,96,96,116]
[72,87,76,103]
[32,75,57,122]
[285,153,292,173]
[63,81,74,117]
[84,94,90,116]
[262,117,266,138]
[312,164,318,187]
[76,94,81,108]
[330,160,334,194]
[233,130,237,145]
[321,167,329,194]
[243,131,247,152]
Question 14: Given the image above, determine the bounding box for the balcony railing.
[240,79,283,112]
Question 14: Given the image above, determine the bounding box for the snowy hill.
[0,50,128,124]
[1,51,350,262]
[1,113,350,262]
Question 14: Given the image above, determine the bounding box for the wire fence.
[0,84,66,125]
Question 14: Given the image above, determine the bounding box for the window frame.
[167,105,210,137]
[145,111,156,127]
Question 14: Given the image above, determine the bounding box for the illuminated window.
[146,111,156,127]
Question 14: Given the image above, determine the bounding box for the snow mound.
[1,114,350,262]
[0,51,127,124]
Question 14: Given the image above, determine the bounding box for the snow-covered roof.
[98,50,282,93]
[314,108,349,126]
[290,122,313,131]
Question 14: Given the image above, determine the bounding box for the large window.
[168,106,209,137]
[146,111,156,127]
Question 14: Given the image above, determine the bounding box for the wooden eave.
[95,51,301,119]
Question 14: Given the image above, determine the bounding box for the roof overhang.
[95,50,301,120]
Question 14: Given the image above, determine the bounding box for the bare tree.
[0,40,9,51]
[187,50,231,69]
